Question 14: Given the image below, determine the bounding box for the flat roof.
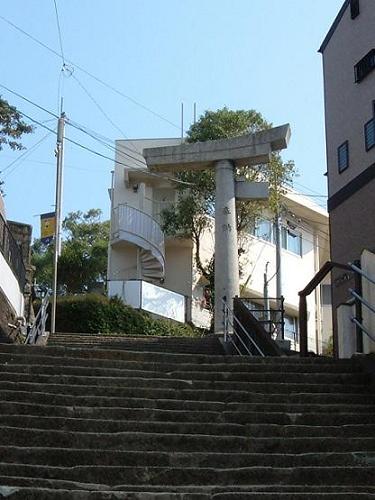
[318,0,349,54]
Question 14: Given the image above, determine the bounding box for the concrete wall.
[322,0,375,197]
[164,243,193,298]
[0,251,24,317]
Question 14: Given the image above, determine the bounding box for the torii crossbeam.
[143,124,291,334]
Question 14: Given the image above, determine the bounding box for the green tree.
[161,107,295,311]
[0,96,34,194]
[32,209,110,294]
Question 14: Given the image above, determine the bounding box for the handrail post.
[299,294,308,357]
[353,259,363,353]
[280,295,285,340]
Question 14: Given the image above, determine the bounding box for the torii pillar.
[143,124,291,334]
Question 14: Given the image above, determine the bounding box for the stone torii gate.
[143,124,291,334]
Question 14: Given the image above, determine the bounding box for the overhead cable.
[0,14,180,130]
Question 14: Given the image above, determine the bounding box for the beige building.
[319,0,375,341]
[108,138,331,353]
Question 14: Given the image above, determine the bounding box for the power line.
[1,131,54,179]
[0,83,193,186]
[0,14,180,130]
[53,0,65,64]
[71,73,138,151]
[0,83,58,119]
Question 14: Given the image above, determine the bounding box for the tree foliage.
[32,209,110,294]
[0,96,34,194]
[161,107,296,310]
[0,97,33,151]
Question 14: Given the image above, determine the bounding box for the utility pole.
[181,102,184,143]
[263,261,271,332]
[274,212,283,339]
[51,112,65,334]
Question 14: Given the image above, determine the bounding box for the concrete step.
[4,447,375,468]
[1,390,373,414]
[0,343,359,366]
[0,372,368,393]
[47,334,226,355]
[2,401,375,425]
[1,415,375,438]
[0,364,366,384]
[0,353,362,374]
[0,382,371,405]
[1,427,375,453]
[1,464,375,487]
[1,483,375,499]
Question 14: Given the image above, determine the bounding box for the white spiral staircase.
[111,204,165,281]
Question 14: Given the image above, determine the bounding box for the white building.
[108,138,331,353]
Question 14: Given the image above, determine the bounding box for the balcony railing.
[0,211,26,289]
[111,203,165,265]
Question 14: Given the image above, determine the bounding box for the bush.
[37,294,202,337]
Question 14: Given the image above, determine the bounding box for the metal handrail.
[350,262,375,286]
[351,317,375,343]
[349,262,375,346]
[222,298,265,357]
[238,296,285,339]
[25,291,50,344]
[349,288,375,316]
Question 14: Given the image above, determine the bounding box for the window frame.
[337,140,349,173]
[281,227,302,257]
[354,49,375,83]
[350,0,360,19]
[364,118,375,152]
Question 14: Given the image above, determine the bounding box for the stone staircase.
[0,342,375,498]
[47,333,225,355]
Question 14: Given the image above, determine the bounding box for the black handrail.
[0,211,26,289]
[298,261,352,357]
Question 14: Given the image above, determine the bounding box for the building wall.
[322,0,375,197]
[321,0,375,345]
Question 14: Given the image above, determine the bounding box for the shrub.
[37,294,202,337]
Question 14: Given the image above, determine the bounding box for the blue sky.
[0,0,343,237]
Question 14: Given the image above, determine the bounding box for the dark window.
[350,0,360,19]
[338,141,349,172]
[355,49,375,83]
[365,118,375,151]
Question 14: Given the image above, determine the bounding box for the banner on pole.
[40,212,56,244]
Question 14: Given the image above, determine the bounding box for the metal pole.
[51,112,65,334]
[264,261,270,332]
[193,102,197,124]
[181,102,184,143]
[274,213,283,339]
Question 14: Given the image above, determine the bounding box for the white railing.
[112,204,165,266]
[222,298,265,357]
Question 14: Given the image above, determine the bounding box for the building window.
[253,220,273,243]
[350,0,360,19]
[284,314,299,343]
[338,141,349,173]
[365,118,375,151]
[354,49,375,83]
[281,227,302,256]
